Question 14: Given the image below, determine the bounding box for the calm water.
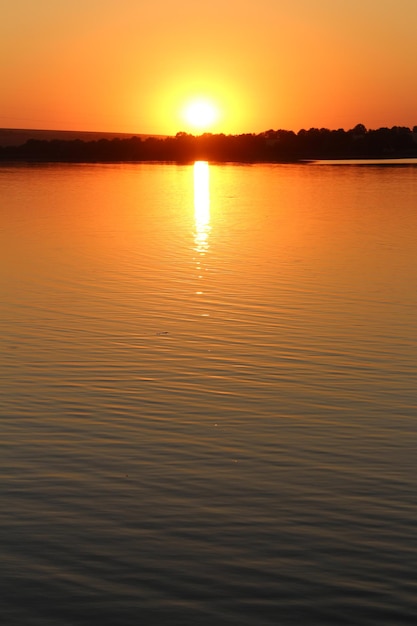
[1,161,417,625]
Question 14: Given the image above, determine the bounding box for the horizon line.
[1,123,417,139]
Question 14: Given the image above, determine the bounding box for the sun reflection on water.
[193,161,210,254]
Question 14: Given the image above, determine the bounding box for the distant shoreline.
[1,125,417,163]
[0,128,166,147]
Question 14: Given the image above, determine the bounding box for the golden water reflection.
[193,161,210,254]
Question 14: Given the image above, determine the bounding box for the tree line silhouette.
[1,124,416,163]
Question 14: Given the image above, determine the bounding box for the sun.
[181,98,219,132]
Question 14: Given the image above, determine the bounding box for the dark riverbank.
[1,124,417,163]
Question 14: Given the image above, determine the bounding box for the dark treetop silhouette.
[1,125,417,163]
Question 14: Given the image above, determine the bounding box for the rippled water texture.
[1,162,417,625]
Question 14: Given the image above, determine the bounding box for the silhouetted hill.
[0,128,165,147]
[1,125,416,163]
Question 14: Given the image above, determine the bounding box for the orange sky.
[1,0,417,135]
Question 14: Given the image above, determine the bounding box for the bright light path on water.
[193,161,210,254]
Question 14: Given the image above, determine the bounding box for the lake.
[1,161,417,625]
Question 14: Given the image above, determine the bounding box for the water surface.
[1,162,417,625]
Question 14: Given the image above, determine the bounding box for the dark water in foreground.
[1,162,417,625]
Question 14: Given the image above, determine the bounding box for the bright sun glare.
[182,98,219,132]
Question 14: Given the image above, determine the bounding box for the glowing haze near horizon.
[1,0,417,135]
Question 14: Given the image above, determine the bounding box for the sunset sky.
[2,0,417,135]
